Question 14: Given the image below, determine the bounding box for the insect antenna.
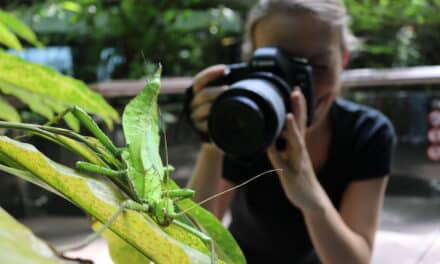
[178,168,282,215]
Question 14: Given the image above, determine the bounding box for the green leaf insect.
[0,66,245,264]
[75,66,220,263]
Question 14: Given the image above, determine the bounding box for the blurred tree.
[6,0,253,81]
[3,0,440,81]
[345,0,440,68]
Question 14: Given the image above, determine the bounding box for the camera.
[186,46,314,160]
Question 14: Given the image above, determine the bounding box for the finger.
[267,144,287,169]
[191,103,211,122]
[193,64,228,92]
[191,86,226,109]
[283,113,305,153]
[194,121,208,133]
[290,89,307,135]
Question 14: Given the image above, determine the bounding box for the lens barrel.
[208,78,286,159]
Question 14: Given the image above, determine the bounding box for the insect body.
[72,68,218,263]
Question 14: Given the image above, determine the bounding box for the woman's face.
[253,13,348,128]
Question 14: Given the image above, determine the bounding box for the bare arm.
[267,90,389,264]
[185,64,236,217]
[186,143,235,219]
[303,176,388,264]
[186,144,224,211]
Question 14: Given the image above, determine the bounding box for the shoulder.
[331,99,397,180]
[332,98,396,149]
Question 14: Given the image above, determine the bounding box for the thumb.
[290,88,307,135]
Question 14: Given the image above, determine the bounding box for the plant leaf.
[0,164,66,200]
[0,95,20,122]
[0,79,55,120]
[92,221,154,264]
[0,136,216,264]
[0,10,43,48]
[0,207,70,264]
[0,50,119,129]
[0,20,22,50]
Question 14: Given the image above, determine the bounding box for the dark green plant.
[345,0,440,68]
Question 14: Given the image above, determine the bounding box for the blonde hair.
[242,0,359,59]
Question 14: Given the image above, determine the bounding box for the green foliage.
[0,9,42,48]
[10,1,250,81]
[6,0,440,77]
[345,0,440,67]
[0,8,119,130]
[0,20,22,50]
[0,96,20,122]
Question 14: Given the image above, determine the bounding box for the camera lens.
[209,96,265,157]
[208,78,286,159]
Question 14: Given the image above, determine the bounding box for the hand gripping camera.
[185,46,314,160]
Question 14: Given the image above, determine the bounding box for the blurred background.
[1,0,440,263]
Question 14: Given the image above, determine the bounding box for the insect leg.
[173,219,217,264]
[163,188,195,202]
[71,106,122,156]
[75,161,133,194]
[76,161,127,177]
[61,200,137,252]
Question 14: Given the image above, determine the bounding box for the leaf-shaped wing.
[122,67,163,200]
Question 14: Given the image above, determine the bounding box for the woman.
[186,1,396,263]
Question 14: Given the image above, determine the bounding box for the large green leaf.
[0,50,118,129]
[0,136,215,264]
[0,10,42,47]
[0,207,71,264]
[0,95,20,122]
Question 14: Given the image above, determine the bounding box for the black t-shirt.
[222,99,397,264]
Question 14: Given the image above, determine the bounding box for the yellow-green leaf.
[0,95,20,122]
[60,2,83,13]
[0,20,22,50]
[0,207,72,264]
[0,10,43,48]
[92,221,154,264]
[0,50,119,129]
[0,164,67,200]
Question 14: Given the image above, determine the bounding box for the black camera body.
[187,46,314,160]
